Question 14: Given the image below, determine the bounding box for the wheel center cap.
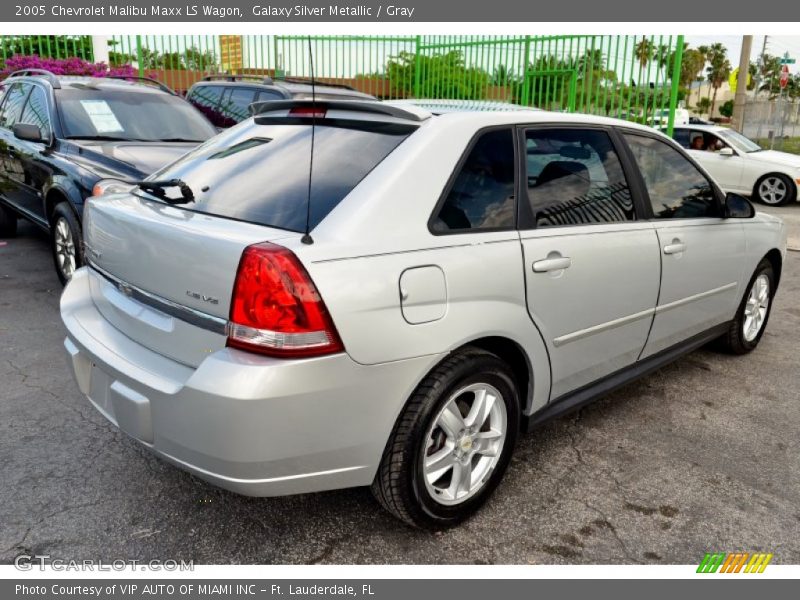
[459,436,474,453]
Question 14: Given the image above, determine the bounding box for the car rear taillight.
[226,242,343,358]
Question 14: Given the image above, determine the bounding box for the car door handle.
[663,242,687,255]
[532,256,572,272]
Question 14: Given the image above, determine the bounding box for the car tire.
[0,204,17,238]
[371,347,520,529]
[718,259,775,355]
[753,173,796,206]
[51,202,84,286]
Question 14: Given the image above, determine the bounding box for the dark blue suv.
[0,69,216,283]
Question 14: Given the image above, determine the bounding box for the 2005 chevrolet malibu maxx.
[61,99,787,528]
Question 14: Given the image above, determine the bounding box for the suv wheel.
[0,204,17,238]
[372,347,520,529]
[718,259,775,354]
[51,203,83,285]
[754,174,796,206]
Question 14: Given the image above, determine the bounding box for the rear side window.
[188,85,223,111]
[257,90,283,102]
[525,128,635,227]
[219,87,256,123]
[0,83,29,129]
[432,128,515,232]
[672,129,690,149]
[147,122,412,231]
[188,85,233,128]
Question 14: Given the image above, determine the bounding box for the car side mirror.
[12,123,46,144]
[719,147,735,156]
[724,192,755,218]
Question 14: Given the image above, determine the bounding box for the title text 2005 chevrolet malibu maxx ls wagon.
[61,100,787,528]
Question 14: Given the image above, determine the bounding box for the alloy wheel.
[54,217,76,280]
[422,383,507,506]
[758,177,787,205]
[743,274,770,342]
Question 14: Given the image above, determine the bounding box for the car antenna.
[301,36,316,245]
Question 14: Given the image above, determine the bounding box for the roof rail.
[6,69,61,89]
[278,77,358,92]
[104,76,177,95]
[251,99,428,122]
[201,73,274,85]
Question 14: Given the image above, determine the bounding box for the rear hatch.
[82,101,423,367]
[84,194,297,367]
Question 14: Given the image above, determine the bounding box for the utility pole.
[732,35,753,133]
[754,35,768,140]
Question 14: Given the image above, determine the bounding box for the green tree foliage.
[0,35,93,61]
[386,50,490,100]
[705,43,731,117]
[750,53,800,98]
[719,99,734,118]
[109,46,217,71]
[680,47,706,88]
[634,37,655,84]
[696,96,711,115]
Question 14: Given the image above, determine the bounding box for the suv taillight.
[227,242,344,358]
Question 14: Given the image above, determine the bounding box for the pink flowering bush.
[0,54,138,79]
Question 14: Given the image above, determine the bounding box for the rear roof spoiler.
[251,99,430,123]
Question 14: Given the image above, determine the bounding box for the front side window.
[0,83,29,129]
[624,133,719,219]
[20,85,51,138]
[432,128,515,232]
[525,127,635,227]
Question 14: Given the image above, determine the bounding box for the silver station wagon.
[61,100,787,528]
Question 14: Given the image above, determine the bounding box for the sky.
[685,36,800,75]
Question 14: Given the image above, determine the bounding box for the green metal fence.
[0,34,685,134]
[0,35,94,62]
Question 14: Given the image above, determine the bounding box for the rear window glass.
[56,88,216,142]
[146,121,412,231]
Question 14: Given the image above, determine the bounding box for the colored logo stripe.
[697,552,726,573]
[744,553,773,573]
[697,552,773,573]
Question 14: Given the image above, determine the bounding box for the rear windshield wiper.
[135,179,195,204]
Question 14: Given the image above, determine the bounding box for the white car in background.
[651,108,689,128]
[673,124,800,206]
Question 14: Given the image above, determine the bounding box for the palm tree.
[680,47,705,87]
[655,44,671,81]
[697,44,712,105]
[705,43,731,118]
[634,37,654,86]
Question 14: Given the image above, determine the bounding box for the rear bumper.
[61,268,441,496]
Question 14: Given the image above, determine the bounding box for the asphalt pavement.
[1,208,798,565]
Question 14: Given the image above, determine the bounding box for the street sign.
[780,58,796,64]
[780,64,789,89]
